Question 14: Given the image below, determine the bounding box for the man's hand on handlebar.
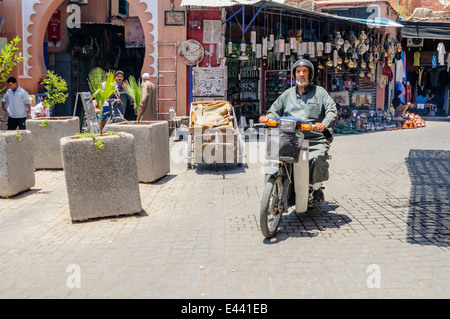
[259,115,269,123]
[313,122,326,133]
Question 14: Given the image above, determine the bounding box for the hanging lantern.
[251,31,256,52]
[262,37,268,58]
[335,32,344,49]
[347,59,355,69]
[360,30,367,42]
[307,42,315,56]
[316,42,323,57]
[343,40,351,53]
[278,38,285,53]
[300,42,308,56]
[325,57,333,68]
[228,41,233,55]
[344,55,349,64]
[290,37,296,50]
[239,42,248,61]
[292,39,298,53]
[251,31,256,43]
[347,30,356,45]
[269,34,275,50]
[324,42,332,54]
[285,43,290,56]
[256,43,262,59]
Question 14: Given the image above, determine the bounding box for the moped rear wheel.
[260,175,284,238]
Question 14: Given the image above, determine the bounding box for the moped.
[259,117,332,238]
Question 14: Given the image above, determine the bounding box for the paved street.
[0,121,449,299]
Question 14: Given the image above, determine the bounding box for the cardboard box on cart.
[189,101,241,164]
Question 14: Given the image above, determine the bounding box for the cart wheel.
[186,134,192,170]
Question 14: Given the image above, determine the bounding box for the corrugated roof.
[181,0,262,7]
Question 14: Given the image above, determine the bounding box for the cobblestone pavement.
[0,121,449,299]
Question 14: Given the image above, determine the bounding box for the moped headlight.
[279,119,296,133]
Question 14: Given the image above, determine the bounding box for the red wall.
[187,9,222,68]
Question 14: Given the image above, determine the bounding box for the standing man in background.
[139,73,157,121]
[1,77,31,130]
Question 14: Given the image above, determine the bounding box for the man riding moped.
[259,59,337,237]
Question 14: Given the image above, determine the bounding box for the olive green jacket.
[266,84,337,141]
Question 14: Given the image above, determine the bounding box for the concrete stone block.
[60,132,142,221]
[105,121,170,182]
[0,130,35,197]
[26,116,79,169]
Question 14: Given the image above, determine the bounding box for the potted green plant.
[0,37,27,96]
[105,76,170,183]
[87,67,117,135]
[60,68,142,221]
[0,37,35,196]
[25,70,79,169]
[1,37,27,130]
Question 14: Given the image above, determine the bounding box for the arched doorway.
[24,0,157,96]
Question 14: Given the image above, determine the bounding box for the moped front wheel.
[260,175,284,238]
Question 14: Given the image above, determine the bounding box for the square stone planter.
[0,130,35,198]
[60,132,142,221]
[26,116,79,169]
[105,121,170,182]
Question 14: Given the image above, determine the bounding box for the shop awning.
[181,0,263,7]
[182,0,369,26]
[400,21,450,40]
[344,17,403,28]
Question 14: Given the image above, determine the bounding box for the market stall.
[181,0,407,133]
[400,20,450,117]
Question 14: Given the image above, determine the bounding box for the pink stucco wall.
[0,0,189,116]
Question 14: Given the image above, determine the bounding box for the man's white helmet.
[292,59,315,82]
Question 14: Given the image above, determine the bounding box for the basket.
[266,129,304,163]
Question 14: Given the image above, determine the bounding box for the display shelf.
[264,70,294,110]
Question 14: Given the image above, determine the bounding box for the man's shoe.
[313,188,325,205]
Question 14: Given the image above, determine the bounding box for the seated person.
[392,90,411,115]
[31,95,50,118]
[426,89,437,105]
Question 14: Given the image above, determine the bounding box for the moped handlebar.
[259,117,332,139]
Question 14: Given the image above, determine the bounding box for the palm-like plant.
[124,76,143,124]
[88,68,117,135]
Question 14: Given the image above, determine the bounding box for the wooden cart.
[186,101,245,169]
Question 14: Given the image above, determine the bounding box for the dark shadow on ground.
[405,149,450,247]
[194,163,247,177]
[263,201,350,244]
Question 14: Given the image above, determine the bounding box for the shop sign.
[178,39,204,66]
[47,11,61,47]
[164,10,185,26]
[203,20,221,44]
[193,67,226,97]
[125,17,145,48]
